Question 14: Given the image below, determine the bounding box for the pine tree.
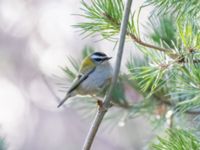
[62,0,200,149]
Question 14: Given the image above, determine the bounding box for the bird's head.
[90,52,112,65]
[79,52,112,73]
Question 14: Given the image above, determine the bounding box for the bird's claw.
[97,100,112,112]
[97,100,106,112]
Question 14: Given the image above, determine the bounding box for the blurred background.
[0,0,154,149]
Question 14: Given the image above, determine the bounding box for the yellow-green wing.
[79,56,96,74]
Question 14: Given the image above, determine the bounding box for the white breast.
[79,62,113,95]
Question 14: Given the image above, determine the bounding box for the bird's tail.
[57,94,71,108]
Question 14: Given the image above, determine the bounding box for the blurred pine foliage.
[0,137,6,150]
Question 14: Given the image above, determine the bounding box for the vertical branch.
[82,0,133,149]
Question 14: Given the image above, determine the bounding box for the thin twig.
[82,0,133,149]
[127,33,180,59]
[128,33,170,53]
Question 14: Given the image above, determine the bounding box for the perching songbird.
[57,52,113,108]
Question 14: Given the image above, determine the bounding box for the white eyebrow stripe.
[91,55,107,60]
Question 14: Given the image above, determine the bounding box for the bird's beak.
[105,57,112,60]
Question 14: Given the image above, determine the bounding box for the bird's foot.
[97,100,113,112]
[97,100,106,112]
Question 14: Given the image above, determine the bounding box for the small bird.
[57,52,113,108]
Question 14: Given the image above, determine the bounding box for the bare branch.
[82,0,133,149]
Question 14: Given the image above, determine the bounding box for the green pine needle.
[74,0,137,39]
[151,128,200,150]
[146,0,200,19]
[146,15,177,49]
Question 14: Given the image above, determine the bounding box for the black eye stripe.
[93,52,106,57]
[94,58,103,62]
[94,57,110,62]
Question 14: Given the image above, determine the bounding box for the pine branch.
[128,33,170,52]
[76,0,179,59]
[82,0,132,149]
[102,9,179,58]
[76,0,200,62]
